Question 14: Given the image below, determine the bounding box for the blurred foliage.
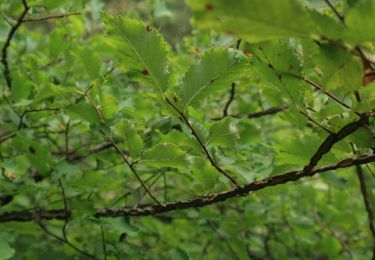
[0,0,375,259]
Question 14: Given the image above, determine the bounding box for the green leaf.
[179,48,248,114]
[115,120,143,159]
[187,0,340,42]
[67,103,101,124]
[11,72,32,101]
[100,93,118,119]
[78,47,101,79]
[0,233,15,260]
[207,117,242,146]
[345,0,375,43]
[104,15,169,95]
[191,158,218,189]
[142,143,186,169]
[168,247,189,260]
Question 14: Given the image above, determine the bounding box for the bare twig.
[299,110,334,134]
[165,97,241,189]
[58,178,69,241]
[100,224,108,260]
[103,133,162,206]
[222,82,236,117]
[1,0,29,90]
[65,120,70,161]
[324,0,344,22]
[356,165,375,258]
[23,12,81,22]
[212,104,288,121]
[36,220,97,259]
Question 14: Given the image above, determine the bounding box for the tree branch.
[1,0,29,90]
[1,154,374,222]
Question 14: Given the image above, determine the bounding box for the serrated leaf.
[104,15,169,95]
[142,143,186,169]
[11,72,32,101]
[345,0,375,43]
[115,120,143,159]
[0,233,15,260]
[67,103,101,124]
[187,0,341,42]
[101,93,118,119]
[78,47,101,79]
[179,48,248,114]
[207,117,242,146]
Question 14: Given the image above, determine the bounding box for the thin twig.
[65,120,70,161]
[1,0,29,90]
[23,11,81,22]
[356,165,375,258]
[222,83,236,118]
[58,178,69,241]
[324,0,344,22]
[36,220,97,259]
[299,110,334,134]
[207,220,240,260]
[100,224,108,260]
[212,104,288,121]
[103,133,162,205]
[165,97,241,189]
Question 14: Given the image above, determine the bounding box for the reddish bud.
[243,50,252,57]
[142,69,149,76]
[146,25,152,32]
[205,4,213,11]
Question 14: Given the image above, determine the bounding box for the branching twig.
[165,97,241,189]
[1,0,29,90]
[18,107,60,130]
[36,220,97,259]
[302,114,371,174]
[103,133,162,206]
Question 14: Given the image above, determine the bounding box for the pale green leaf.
[142,143,186,169]
[179,48,248,114]
[345,0,375,43]
[115,120,143,159]
[208,117,242,146]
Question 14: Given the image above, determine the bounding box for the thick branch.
[1,154,374,222]
[302,114,371,173]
